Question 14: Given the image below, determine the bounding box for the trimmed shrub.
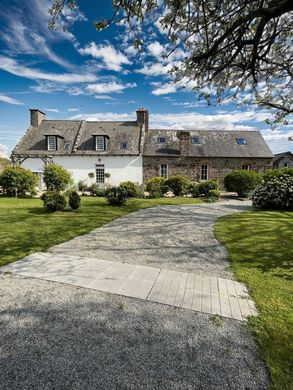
[207,189,221,201]
[105,185,128,205]
[120,181,140,197]
[164,175,190,196]
[68,190,81,210]
[41,191,67,212]
[192,180,219,197]
[146,177,166,197]
[0,167,38,197]
[88,183,100,196]
[224,170,261,197]
[43,163,72,191]
[262,168,293,182]
[250,175,293,210]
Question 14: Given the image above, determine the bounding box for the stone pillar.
[136,108,149,133]
[30,109,46,127]
[177,131,190,156]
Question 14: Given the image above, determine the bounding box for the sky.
[0,0,292,158]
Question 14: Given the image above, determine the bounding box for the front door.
[95,164,105,189]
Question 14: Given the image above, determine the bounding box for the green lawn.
[214,211,293,390]
[0,196,202,267]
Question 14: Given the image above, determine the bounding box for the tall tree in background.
[49,0,293,125]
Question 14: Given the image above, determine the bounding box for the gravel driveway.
[50,198,252,279]
[0,274,270,390]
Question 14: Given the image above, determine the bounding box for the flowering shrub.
[250,175,293,210]
[163,190,175,198]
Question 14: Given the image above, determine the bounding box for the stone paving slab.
[0,252,257,321]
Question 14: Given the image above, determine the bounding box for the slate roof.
[12,120,142,156]
[143,129,273,158]
[273,151,293,162]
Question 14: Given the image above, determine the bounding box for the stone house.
[273,151,293,169]
[12,108,273,189]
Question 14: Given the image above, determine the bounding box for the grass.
[214,211,293,390]
[0,196,202,267]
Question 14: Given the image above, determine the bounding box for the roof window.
[120,141,128,150]
[158,137,166,144]
[191,136,201,144]
[47,135,56,151]
[236,137,247,145]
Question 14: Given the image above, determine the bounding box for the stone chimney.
[30,109,46,127]
[177,131,190,156]
[136,108,149,133]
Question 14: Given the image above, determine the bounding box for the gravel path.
[50,198,252,279]
[0,274,270,390]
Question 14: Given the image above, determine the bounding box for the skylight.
[236,137,247,145]
[158,137,166,144]
[191,136,201,144]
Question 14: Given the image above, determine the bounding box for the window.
[64,142,70,150]
[96,164,105,184]
[47,136,56,151]
[160,164,168,178]
[120,141,128,150]
[236,137,247,145]
[191,137,201,144]
[242,164,251,170]
[158,137,166,144]
[284,162,288,167]
[96,136,106,151]
[201,164,209,180]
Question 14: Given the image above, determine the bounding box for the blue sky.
[0,0,292,158]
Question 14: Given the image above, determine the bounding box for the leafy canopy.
[49,0,293,124]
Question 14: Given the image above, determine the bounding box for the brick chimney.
[136,108,149,132]
[177,131,190,156]
[30,109,46,127]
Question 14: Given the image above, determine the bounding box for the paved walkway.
[1,251,257,321]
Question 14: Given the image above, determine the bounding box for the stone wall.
[143,156,273,186]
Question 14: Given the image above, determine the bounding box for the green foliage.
[105,185,128,205]
[41,191,67,212]
[146,176,166,196]
[68,190,81,210]
[224,170,261,197]
[262,168,293,182]
[0,157,11,172]
[43,163,72,191]
[120,181,140,197]
[192,180,219,197]
[88,183,101,196]
[164,175,190,196]
[207,189,221,201]
[0,167,38,197]
[251,175,293,210]
[78,180,88,193]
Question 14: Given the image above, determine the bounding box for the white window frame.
[200,164,209,180]
[47,136,57,151]
[96,136,106,151]
[95,164,105,184]
[160,164,168,178]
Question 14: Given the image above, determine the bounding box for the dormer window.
[120,141,128,150]
[95,135,106,151]
[236,137,247,145]
[191,136,201,144]
[158,137,166,144]
[47,136,56,151]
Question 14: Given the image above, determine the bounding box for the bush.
[43,163,72,191]
[146,177,166,197]
[88,183,100,196]
[68,190,81,210]
[224,170,261,197]
[207,189,221,201]
[262,168,293,182]
[164,175,190,196]
[192,180,219,197]
[105,185,128,205]
[250,175,293,210]
[0,167,38,197]
[78,180,88,193]
[120,181,140,197]
[41,191,67,212]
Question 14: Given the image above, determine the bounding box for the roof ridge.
[148,128,259,132]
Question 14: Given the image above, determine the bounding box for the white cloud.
[137,62,173,76]
[0,143,9,158]
[147,41,165,57]
[86,82,136,94]
[78,43,131,72]
[94,95,114,100]
[68,108,81,112]
[0,56,97,83]
[44,108,63,113]
[152,83,177,95]
[0,94,24,105]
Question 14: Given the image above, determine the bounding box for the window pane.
[120,142,128,149]
[236,138,246,145]
[96,164,105,184]
[96,136,105,151]
[160,164,168,178]
[191,137,201,144]
[47,136,56,151]
[242,164,250,170]
[158,137,166,144]
[201,164,208,180]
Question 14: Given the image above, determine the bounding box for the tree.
[43,163,72,191]
[0,167,38,197]
[49,0,293,124]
